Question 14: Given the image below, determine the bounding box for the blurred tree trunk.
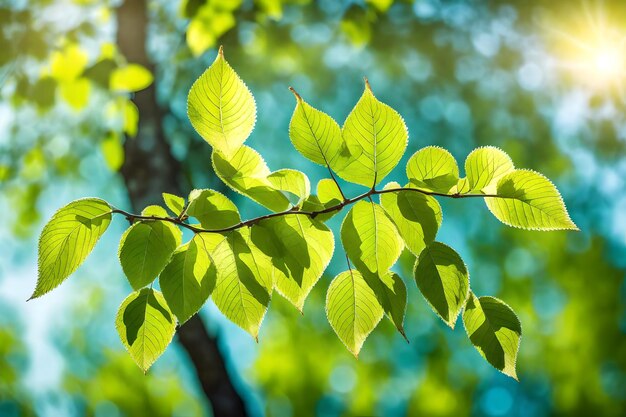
[115,1,248,416]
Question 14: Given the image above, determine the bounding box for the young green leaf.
[115,288,176,373]
[32,198,111,299]
[212,145,291,212]
[159,236,216,324]
[337,79,408,187]
[326,269,384,356]
[267,168,311,204]
[380,182,442,256]
[406,146,459,193]
[377,271,408,339]
[118,210,182,290]
[463,292,522,379]
[186,189,240,229]
[414,242,469,328]
[210,229,273,339]
[288,89,346,171]
[251,214,334,312]
[463,146,514,194]
[300,178,344,222]
[341,200,403,275]
[187,47,256,157]
[485,169,578,230]
[162,193,185,216]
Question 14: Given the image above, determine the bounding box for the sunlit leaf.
[380,182,442,256]
[267,169,311,204]
[110,64,153,93]
[337,80,408,187]
[188,47,255,156]
[101,132,124,172]
[162,193,185,216]
[463,292,522,379]
[115,288,176,373]
[326,269,384,356]
[462,146,514,194]
[60,77,90,110]
[485,169,579,230]
[159,236,216,324]
[414,242,469,328]
[187,189,240,229]
[406,146,459,193]
[32,198,111,299]
[50,44,88,82]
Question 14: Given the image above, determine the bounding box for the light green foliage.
[380,182,442,256]
[118,206,183,290]
[159,236,216,324]
[162,193,185,216]
[34,49,577,375]
[110,64,153,93]
[338,80,408,187]
[212,145,291,212]
[463,292,522,379]
[341,200,403,275]
[187,189,240,229]
[32,198,111,299]
[101,132,125,172]
[288,90,345,170]
[485,169,579,230]
[115,288,176,373]
[414,242,469,328]
[187,47,255,157]
[252,215,334,311]
[406,146,459,193]
[210,229,273,339]
[461,146,515,194]
[326,269,384,356]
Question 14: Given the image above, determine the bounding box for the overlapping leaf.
[463,292,522,379]
[252,214,334,311]
[32,198,111,299]
[380,182,442,256]
[187,189,240,229]
[210,228,273,339]
[326,269,384,356]
[461,146,514,194]
[485,169,578,230]
[162,193,185,216]
[414,242,469,328]
[337,80,408,187]
[159,236,216,324]
[118,206,182,290]
[115,288,176,373]
[187,47,255,157]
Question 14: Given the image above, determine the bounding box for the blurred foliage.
[1,0,625,416]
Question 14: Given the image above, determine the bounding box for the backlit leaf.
[186,189,240,229]
[162,193,185,217]
[110,64,153,93]
[406,146,459,193]
[115,288,176,373]
[463,292,522,379]
[414,242,469,328]
[485,169,578,230]
[32,198,111,299]
[463,146,514,194]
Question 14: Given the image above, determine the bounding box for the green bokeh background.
[1,0,625,416]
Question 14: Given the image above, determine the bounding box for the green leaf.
[159,236,216,324]
[210,228,273,339]
[326,269,384,356]
[212,145,291,212]
[414,242,469,328]
[101,132,124,172]
[300,178,344,222]
[187,47,255,156]
[251,214,334,312]
[115,288,176,373]
[341,200,403,275]
[377,271,408,339]
[267,169,311,204]
[118,215,182,290]
[32,198,111,299]
[337,80,408,187]
[186,189,240,229]
[462,146,514,194]
[406,146,459,193]
[380,182,442,256]
[485,169,579,230]
[162,193,185,216]
[288,89,345,170]
[110,64,153,93]
[463,292,522,379]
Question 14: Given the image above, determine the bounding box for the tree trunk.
[115,1,248,416]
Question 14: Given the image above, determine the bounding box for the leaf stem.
[110,187,498,234]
